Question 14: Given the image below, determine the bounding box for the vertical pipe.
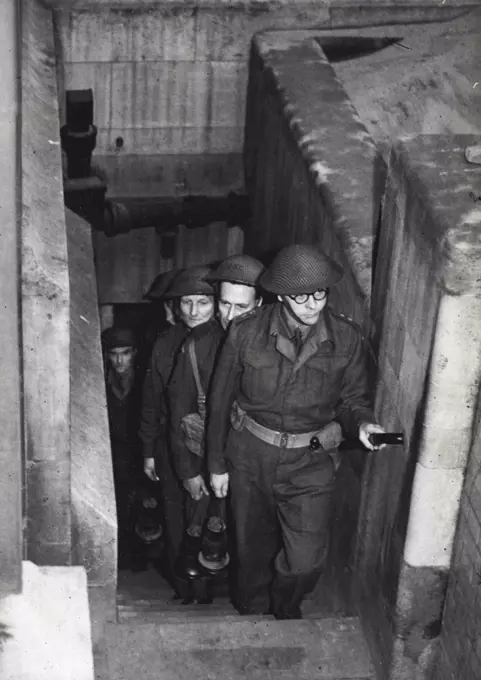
[0,0,22,594]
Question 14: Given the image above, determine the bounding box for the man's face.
[218,282,260,330]
[107,346,136,375]
[280,292,328,326]
[179,294,214,329]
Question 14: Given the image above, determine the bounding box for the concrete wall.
[436,388,481,680]
[21,0,118,651]
[0,0,22,595]
[244,32,382,327]
[51,0,469,199]
[359,135,481,679]
[22,0,72,567]
[93,222,243,304]
[67,209,118,649]
[244,28,481,680]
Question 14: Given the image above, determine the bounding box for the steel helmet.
[144,268,182,301]
[260,244,343,295]
[165,265,215,298]
[205,254,264,287]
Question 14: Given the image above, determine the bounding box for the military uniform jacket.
[139,322,189,460]
[168,318,225,481]
[206,302,375,475]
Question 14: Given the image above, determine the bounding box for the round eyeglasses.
[287,289,328,305]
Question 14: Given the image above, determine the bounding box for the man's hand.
[144,457,159,482]
[183,475,210,501]
[210,473,229,499]
[359,422,386,451]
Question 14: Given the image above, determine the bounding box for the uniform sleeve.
[168,343,204,481]
[336,330,376,438]
[206,330,242,475]
[138,350,166,459]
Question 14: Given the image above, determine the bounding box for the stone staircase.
[97,616,375,680]
[97,558,376,679]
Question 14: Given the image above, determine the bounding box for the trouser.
[112,450,140,564]
[155,442,190,597]
[226,427,337,617]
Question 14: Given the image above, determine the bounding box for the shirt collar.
[269,302,333,347]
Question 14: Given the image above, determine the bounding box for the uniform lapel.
[275,333,297,363]
[294,334,319,372]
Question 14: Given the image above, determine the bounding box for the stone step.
[100,617,375,680]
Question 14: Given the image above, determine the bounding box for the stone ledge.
[46,0,478,10]
[391,135,481,295]
[251,32,382,300]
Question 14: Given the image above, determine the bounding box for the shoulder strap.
[187,337,206,405]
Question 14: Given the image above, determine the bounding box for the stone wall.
[50,0,469,199]
[243,26,481,680]
[436,389,481,680]
[21,0,118,651]
[244,32,382,326]
[93,222,244,304]
[358,135,481,679]
[66,209,118,648]
[0,0,22,595]
[22,0,72,566]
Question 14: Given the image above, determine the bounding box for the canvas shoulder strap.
[187,337,206,417]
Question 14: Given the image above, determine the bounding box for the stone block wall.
[356,136,481,679]
[243,26,481,679]
[244,32,383,325]
[435,357,481,678]
[20,0,118,650]
[22,0,72,566]
[53,2,334,198]
[66,209,118,648]
[93,222,244,304]
[0,0,22,595]
[51,0,468,200]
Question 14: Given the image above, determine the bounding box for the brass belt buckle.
[280,433,289,448]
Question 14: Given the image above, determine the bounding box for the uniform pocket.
[242,350,279,401]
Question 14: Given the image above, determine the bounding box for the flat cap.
[260,243,343,295]
[144,269,181,300]
[205,254,265,287]
[166,265,215,298]
[102,326,137,349]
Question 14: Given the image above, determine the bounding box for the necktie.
[293,328,303,356]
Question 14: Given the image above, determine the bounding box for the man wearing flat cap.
[103,326,144,570]
[207,243,385,619]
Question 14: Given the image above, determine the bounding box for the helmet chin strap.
[281,298,310,327]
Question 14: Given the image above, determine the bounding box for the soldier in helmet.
[207,243,385,619]
[168,255,264,587]
[139,265,216,599]
[143,268,181,329]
